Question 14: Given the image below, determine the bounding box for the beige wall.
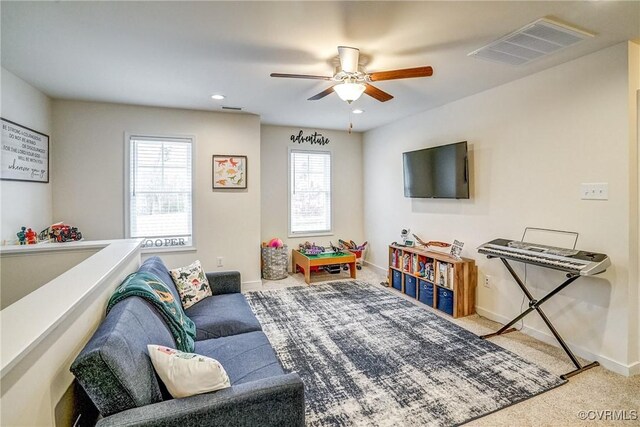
[630,40,640,374]
[52,101,262,283]
[363,43,636,374]
[260,125,364,262]
[1,249,97,309]
[0,67,52,243]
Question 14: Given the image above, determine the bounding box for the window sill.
[288,232,333,238]
[141,246,197,255]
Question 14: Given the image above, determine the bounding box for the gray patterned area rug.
[246,280,566,427]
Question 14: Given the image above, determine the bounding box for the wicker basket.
[261,244,289,280]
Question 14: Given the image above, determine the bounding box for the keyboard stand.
[480,257,599,379]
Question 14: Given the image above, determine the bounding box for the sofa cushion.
[70,297,176,417]
[194,331,285,385]
[138,256,182,307]
[185,293,262,340]
[147,344,230,398]
[169,260,212,309]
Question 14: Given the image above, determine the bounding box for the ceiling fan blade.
[308,86,335,101]
[270,73,332,80]
[368,66,433,81]
[364,84,394,102]
[338,46,360,73]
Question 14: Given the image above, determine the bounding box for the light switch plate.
[581,183,608,200]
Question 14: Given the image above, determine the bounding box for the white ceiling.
[1,1,638,132]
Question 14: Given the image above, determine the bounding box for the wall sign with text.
[290,130,330,146]
[1,118,49,183]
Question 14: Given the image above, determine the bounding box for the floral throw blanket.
[107,271,196,352]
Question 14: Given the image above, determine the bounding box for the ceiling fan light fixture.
[334,82,365,103]
[211,94,225,100]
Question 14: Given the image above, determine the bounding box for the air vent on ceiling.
[222,106,243,111]
[468,18,594,66]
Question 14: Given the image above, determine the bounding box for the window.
[289,149,331,236]
[126,135,194,250]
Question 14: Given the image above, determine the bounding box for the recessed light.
[352,109,364,114]
[211,94,225,100]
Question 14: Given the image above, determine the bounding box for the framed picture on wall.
[1,118,50,183]
[212,155,247,189]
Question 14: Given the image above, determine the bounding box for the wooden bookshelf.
[388,244,477,318]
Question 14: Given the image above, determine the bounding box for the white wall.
[260,125,364,259]
[363,43,636,374]
[1,248,97,309]
[0,67,52,243]
[52,101,262,283]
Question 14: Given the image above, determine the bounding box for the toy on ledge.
[25,228,37,244]
[40,222,84,243]
[299,241,324,256]
[16,226,27,245]
[15,226,39,245]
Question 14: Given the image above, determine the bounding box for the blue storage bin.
[404,275,417,298]
[391,269,402,291]
[437,288,454,316]
[418,280,434,306]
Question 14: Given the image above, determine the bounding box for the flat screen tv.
[403,141,469,199]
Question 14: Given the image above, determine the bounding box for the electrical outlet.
[484,275,492,288]
[580,183,608,200]
[217,257,223,267]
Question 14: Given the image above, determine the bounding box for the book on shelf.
[438,262,449,288]
[426,263,435,282]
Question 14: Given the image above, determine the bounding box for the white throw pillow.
[147,345,230,398]
[169,260,212,309]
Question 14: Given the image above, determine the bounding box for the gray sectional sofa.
[71,256,305,426]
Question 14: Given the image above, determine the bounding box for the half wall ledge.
[0,239,143,378]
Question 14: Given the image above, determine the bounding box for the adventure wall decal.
[290,130,330,146]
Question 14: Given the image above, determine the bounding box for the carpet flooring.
[246,280,566,426]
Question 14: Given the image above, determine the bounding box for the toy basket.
[261,244,289,280]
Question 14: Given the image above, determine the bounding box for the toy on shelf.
[16,226,27,245]
[400,228,414,246]
[412,233,452,253]
[25,228,37,244]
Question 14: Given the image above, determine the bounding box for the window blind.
[129,136,193,248]
[289,150,331,234]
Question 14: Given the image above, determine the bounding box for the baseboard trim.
[364,260,387,276]
[242,280,262,286]
[475,305,635,377]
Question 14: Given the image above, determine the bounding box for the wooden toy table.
[292,249,356,285]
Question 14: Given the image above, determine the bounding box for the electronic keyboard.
[477,238,610,276]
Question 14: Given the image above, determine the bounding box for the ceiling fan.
[270,46,433,104]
